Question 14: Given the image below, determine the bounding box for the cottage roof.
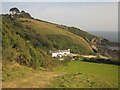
[51,49,70,53]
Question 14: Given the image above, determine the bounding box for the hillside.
[2,9,119,88]
[2,10,119,68]
[56,25,96,43]
[2,15,61,69]
[18,18,93,54]
[2,13,96,68]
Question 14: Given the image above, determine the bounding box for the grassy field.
[3,61,119,88]
[50,61,119,88]
[2,61,61,88]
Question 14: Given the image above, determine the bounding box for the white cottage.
[51,49,70,57]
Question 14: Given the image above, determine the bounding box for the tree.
[9,7,20,15]
[21,10,25,14]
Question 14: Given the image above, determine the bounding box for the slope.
[56,25,96,43]
[2,14,94,69]
[18,18,94,54]
[51,61,118,88]
[2,15,61,69]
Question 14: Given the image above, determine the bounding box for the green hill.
[2,14,95,69]
[2,15,60,69]
[18,18,93,53]
[56,25,96,43]
[2,8,119,88]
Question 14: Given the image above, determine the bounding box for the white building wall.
[52,53,58,57]
[52,51,70,57]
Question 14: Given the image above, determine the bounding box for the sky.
[1,2,118,32]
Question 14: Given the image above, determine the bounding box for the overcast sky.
[2,2,118,32]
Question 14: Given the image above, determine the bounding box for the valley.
[1,7,119,89]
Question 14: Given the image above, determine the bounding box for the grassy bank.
[50,61,119,88]
[2,61,59,88]
[2,61,119,88]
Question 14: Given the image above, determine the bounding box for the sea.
[89,31,119,50]
[89,31,118,43]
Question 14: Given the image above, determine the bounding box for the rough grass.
[18,18,93,54]
[2,15,95,70]
[2,61,60,88]
[2,15,62,69]
[2,61,119,88]
[51,61,119,88]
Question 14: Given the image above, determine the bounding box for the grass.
[2,61,119,88]
[2,15,62,69]
[2,15,119,88]
[2,15,95,69]
[51,61,119,88]
[2,14,95,70]
[2,61,59,88]
[18,18,93,54]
